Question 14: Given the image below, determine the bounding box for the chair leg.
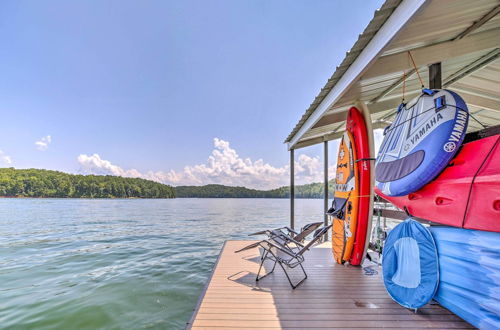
[296,262,308,287]
[256,250,267,280]
[255,248,308,289]
[256,250,277,281]
[277,261,308,289]
[259,247,265,261]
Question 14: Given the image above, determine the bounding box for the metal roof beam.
[296,88,499,147]
[286,0,426,150]
[454,4,500,41]
[443,48,500,87]
[310,93,420,130]
[364,28,500,80]
[312,110,349,129]
[369,13,500,104]
[455,91,500,112]
[367,48,499,112]
[370,68,417,103]
[294,121,389,150]
[294,132,344,150]
[296,91,489,149]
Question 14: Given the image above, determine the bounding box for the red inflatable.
[346,107,373,265]
[376,133,500,232]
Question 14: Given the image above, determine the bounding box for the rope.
[346,194,373,198]
[331,217,349,261]
[363,266,378,276]
[461,136,499,223]
[469,112,488,129]
[329,193,374,199]
[408,51,424,88]
[383,103,468,135]
[402,70,406,102]
[355,157,376,163]
[387,51,424,120]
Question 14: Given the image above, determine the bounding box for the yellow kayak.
[331,130,359,264]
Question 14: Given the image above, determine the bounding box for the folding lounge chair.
[237,225,332,289]
[249,222,323,242]
[247,221,323,253]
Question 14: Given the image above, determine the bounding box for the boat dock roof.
[187,240,472,329]
[285,0,500,150]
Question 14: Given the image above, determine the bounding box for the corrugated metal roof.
[284,0,403,143]
[286,0,500,149]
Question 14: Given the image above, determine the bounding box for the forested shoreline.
[0,168,175,198]
[0,168,334,199]
[175,182,335,199]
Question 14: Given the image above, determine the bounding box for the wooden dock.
[187,240,472,329]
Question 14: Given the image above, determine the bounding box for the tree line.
[175,182,336,199]
[0,168,335,199]
[0,168,175,198]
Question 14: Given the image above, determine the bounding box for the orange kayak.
[331,130,359,264]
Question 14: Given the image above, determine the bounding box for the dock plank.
[187,240,472,329]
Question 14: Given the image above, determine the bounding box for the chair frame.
[255,240,308,289]
[252,225,332,289]
[249,222,323,254]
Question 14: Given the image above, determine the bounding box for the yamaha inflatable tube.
[376,89,469,196]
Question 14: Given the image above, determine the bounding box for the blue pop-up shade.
[430,226,500,329]
[382,219,439,309]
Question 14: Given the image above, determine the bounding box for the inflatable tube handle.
[422,88,436,96]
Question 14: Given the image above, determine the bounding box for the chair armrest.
[283,236,305,247]
[264,239,298,258]
[282,227,299,235]
[235,241,262,253]
[249,229,272,236]
[269,226,296,235]
[268,231,305,248]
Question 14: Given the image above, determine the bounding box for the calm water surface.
[0,198,326,329]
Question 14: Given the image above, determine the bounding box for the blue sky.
[0,0,384,188]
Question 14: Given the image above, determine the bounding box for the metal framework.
[290,149,294,230]
[323,141,328,240]
[286,0,500,229]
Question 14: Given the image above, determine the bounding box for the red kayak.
[376,132,500,233]
[346,106,373,265]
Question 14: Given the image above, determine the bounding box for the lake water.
[0,198,327,329]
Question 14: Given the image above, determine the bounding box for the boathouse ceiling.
[285,0,500,150]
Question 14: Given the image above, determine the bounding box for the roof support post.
[429,62,442,89]
[323,141,329,241]
[290,148,295,230]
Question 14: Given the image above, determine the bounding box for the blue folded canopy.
[382,218,439,309]
[430,226,500,329]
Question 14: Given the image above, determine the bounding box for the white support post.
[290,149,295,230]
[323,141,329,241]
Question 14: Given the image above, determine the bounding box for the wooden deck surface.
[187,240,472,329]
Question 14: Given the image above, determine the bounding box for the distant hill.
[0,167,334,199]
[0,168,175,198]
[175,181,335,199]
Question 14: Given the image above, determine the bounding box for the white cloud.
[77,138,335,189]
[0,150,12,165]
[35,135,52,151]
[77,154,142,178]
[76,130,388,189]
